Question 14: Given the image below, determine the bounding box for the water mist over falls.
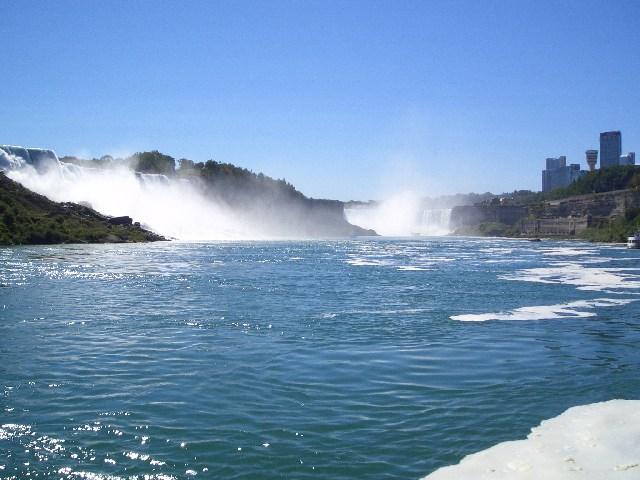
[0,146,370,240]
[345,192,452,236]
[1,147,251,240]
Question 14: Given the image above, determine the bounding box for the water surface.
[1,238,639,479]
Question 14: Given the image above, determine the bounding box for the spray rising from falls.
[1,145,367,240]
[0,147,248,239]
[345,192,452,236]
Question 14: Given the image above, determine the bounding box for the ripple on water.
[1,239,639,479]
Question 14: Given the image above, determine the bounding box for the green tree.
[133,151,176,175]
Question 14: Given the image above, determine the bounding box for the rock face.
[450,188,640,238]
[521,217,590,236]
[450,205,528,230]
[539,189,640,218]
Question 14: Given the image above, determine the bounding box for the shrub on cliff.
[581,209,640,242]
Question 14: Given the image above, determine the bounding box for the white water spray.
[345,191,452,236]
[0,146,285,240]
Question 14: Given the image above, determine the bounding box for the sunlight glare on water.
[1,238,639,479]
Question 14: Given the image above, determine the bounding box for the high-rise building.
[546,156,566,170]
[542,156,584,192]
[585,150,598,171]
[600,131,622,168]
[619,152,636,166]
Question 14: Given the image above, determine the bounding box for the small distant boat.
[627,232,640,249]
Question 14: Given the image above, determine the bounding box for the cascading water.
[0,145,369,240]
[0,145,60,172]
[416,208,452,236]
[0,145,254,240]
[344,192,452,236]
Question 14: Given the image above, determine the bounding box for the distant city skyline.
[541,129,636,192]
[1,0,639,200]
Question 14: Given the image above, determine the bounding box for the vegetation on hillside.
[579,207,640,243]
[498,166,640,205]
[0,173,164,245]
[58,150,373,237]
[467,167,640,208]
[62,151,307,205]
[542,165,640,200]
[178,158,304,205]
[134,151,176,175]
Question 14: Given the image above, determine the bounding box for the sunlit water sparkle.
[1,237,639,479]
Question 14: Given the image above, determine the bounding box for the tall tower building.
[600,131,622,168]
[585,150,598,171]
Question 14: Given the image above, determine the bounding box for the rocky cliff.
[450,188,640,241]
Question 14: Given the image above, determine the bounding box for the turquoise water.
[1,238,639,479]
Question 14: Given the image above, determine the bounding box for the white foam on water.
[479,247,514,255]
[345,257,390,266]
[458,244,640,321]
[451,298,635,322]
[422,399,640,479]
[502,263,640,292]
[540,247,599,256]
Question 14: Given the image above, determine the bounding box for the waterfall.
[1,145,61,172]
[0,146,252,240]
[416,208,452,236]
[0,144,366,240]
[344,194,452,237]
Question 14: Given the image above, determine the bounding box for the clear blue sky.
[1,0,639,200]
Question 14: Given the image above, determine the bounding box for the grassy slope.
[0,172,164,245]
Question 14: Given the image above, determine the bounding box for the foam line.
[451,298,634,322]
[501,263,640,292]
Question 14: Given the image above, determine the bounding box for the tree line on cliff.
[500,165,640,205]
[61,150,308,208]
[59,151,374,238]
